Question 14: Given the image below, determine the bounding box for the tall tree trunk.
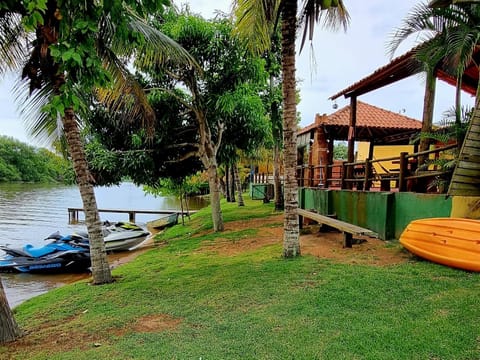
[419,69,436,165]
[273,143,283,210]
[281,0,300,257]
[234,161,245,206]
[230,165,236,203]
[0,279,22,343]
[180,193,185,225]
[455,76,464,146]
[270,71,284,211]
[192,84,224,231]
[225,165,231,202]
[63,109,112,284]
[207,163,224,231]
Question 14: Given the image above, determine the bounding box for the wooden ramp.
[297,208,378,248]
[448,107,480,196]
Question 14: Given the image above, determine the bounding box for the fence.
[297,143,457,193]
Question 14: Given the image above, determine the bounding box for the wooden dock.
[67,207,193,224]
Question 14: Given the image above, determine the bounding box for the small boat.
[71,221,151,252]
[101,221,150,251]
[147,213,179,230]
[399,217,480,272]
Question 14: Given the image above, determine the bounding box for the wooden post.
[326,139,334,188]
[346,97,357,189]
[310,165,314,187]
[129,212,135,222]
[341,161,347,189]
[343,233,353,248]
[364,158,372,191]
[399,152,408,192]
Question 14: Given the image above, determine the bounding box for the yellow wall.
[451,196,480,219]
[356,142,415,174]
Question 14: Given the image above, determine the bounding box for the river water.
[0,182,208,307]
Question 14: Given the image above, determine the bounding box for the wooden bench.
[297,208,378,248]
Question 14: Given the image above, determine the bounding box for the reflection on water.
[0,182,208,307]
[2,272,87,308]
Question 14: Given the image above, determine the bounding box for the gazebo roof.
[298,101,422,144]
[330,44,479,101]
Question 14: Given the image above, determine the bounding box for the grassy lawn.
[2,198,480,359]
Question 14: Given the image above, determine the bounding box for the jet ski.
[62,221,150,252]
[101,221,150,251]
[0,233,91,273]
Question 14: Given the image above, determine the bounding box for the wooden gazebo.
[329,45,479,195]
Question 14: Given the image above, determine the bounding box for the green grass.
[3,198,480,359]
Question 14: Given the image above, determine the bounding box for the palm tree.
[0,1,197,286]
[233,0,350,257]
[388,2,480,190]
[0,280,21,344]
[389,2,479,143]
[389,3,479,119]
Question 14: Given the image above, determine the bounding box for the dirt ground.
[199,214,410,266]
[111,214,409,267]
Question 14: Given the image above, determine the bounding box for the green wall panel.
[299,189,452,241]
[393,193,452,239]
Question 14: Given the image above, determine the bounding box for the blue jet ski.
[0,233,91,273]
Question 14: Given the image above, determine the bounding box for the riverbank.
[4,224,159,308]
[2,199,480,359]
[0,181,208,307]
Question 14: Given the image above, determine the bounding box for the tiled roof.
[325,101,422,129]
[298,101,422,144]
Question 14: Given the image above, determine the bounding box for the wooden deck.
[67,208,193,224]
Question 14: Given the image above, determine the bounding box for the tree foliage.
[85,12,270,187]
[0,136,73,183]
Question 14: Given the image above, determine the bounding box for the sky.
[0,0,475,146]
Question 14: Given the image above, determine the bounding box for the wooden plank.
[462,145,480,154]
[297,208,377,239]
[405,170,445,180]
[458,154,480,163]
[449,174,480,185]
[449,183,480,191]
[468,123,480,133]
[457,161,480,170]
[455,167,480,177]
[464,133,480,142]
[464,136,480,145]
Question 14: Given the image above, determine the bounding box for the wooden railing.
[297,143,457,193]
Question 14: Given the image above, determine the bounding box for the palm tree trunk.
[0,279,22,343]
[63,108,112,284]
[419,69,436,166]
[281,0,300,257]
[234,161,245,206]
[455,76,464,146]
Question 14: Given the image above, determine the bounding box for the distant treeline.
[0,136,74,183]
